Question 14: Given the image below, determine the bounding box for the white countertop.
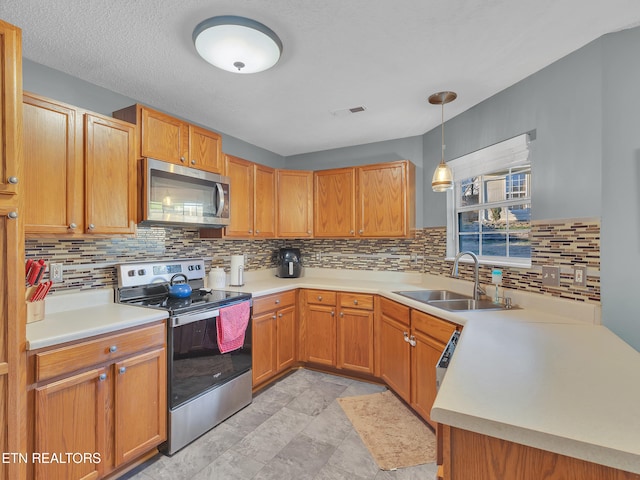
[26,288,168,350]
[25,267,639,474]
[431,318,640,475]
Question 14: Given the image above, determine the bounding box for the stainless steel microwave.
[141,158,230,227]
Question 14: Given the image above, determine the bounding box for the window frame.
[445,133,532,268]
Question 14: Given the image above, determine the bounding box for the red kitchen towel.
[216,301,251,354]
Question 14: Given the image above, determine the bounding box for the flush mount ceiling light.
[193,15,283,74]
[429,91,457,192]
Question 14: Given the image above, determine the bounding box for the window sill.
[444,256,532,269]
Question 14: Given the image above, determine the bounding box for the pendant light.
[429,91,457,192]
[193,16,283,74]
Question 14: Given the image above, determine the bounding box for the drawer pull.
[353,299,359,305]
[8,176,18,184]
[98,373,107,381]
[109,345,118,353]
[317,296,322,301]
[275,299,280,304]
[119,367,126,374]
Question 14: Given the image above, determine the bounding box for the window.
[446,134,532,266]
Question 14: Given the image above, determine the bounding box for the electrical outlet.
[573,266,587,287]
[541,266,560,286]
[50,263,64,283]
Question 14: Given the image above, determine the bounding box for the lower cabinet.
[29,321,167,480]
[252,290,297,387]
[377,297,457,428]
[303,290,337,367]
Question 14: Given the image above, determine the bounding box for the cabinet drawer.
[339,293,374,310]
[411,310,457,344]
[305,289,337,306]
[253,290,296,315]
[35,322,166,383]
[380,296,410,327]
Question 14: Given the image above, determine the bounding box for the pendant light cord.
[441,95,445,163]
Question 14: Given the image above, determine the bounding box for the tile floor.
[121,368,438,480]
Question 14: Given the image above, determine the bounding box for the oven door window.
[169,316,252,409]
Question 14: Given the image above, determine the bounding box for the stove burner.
[120,288,251,315]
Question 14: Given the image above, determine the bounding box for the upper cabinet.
[113,104,223,174]
[277,169,313,238]
[0,20,21,198]
[314,161,415,238]
[23,93,136,235]
[358,160,415,238]
[314,167,357,237]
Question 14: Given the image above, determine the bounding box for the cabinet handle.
[255,230,260,234]
[119,367,126,374]
[7,211,17,220]
[353,299,359,305]
[359,229,364,234]
[180,157,186,163]
[248,229,253,234]
[350,230,355,234]
[403,331,410,343]
[339,312,344,317]
[409,335,417,347]
[191,159,196,165]
[88,223,95,230]
[109,345,117,353]
[317,296,322,301]
[278,313,283,318]
[272,315,277,319]
[98,373,107,381]
[331,310,335,316]
[307,230,312,234]
[275,299,280,304]
[69,222,77,229]
[7,176,18,184]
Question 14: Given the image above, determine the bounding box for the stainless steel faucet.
[451,251,485,300]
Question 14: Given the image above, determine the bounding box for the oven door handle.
[171,309,220,327]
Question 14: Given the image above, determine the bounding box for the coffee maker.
[276,248,302,278]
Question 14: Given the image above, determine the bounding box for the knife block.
[26,286,45,323]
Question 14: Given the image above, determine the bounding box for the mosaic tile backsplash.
[25,218,600,303]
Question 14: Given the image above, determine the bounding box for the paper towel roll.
[229,255,245,286]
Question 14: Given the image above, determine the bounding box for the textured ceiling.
[2,1,640,156]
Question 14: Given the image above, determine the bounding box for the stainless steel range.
[116,259,252,455]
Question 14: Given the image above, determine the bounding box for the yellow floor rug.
[337,390,436,471]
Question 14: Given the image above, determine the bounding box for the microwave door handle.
[215,183,225,215]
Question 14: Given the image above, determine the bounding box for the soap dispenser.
[491,269,503,303]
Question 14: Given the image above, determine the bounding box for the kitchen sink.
[393,290,471,302]
[427,298,515,311]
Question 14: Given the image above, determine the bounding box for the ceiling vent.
[330,106,367,117]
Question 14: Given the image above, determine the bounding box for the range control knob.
[128,270,136,277]
[138,269,146,275]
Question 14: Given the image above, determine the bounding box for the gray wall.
[22,59,285,168]
[286,136,424,228]
[422,38,603,227]
[601,27,640,351]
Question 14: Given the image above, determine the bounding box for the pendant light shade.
[429,91,457,192]
[193,16,283,74]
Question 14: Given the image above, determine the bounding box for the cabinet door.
[276,169,313,238]
[84,113,136,234]
[254,164,276,237]
[34,367,107,480]
[411,331,445,427]
[225,155,254,238]
[0,20,21,198]
[252,310,277,386]
[23,94,83,234]
[337,308,374,374]
[114,348,166,467]
[358,161,409,237]
[314,168,356,237]
[276,305,296,372]
[379,314,411,402]
[139,106,187,164]
[306,304,336,366]
[189,125,223,174]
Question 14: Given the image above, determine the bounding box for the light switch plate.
[573,266,587,287]
[542,266,560,286]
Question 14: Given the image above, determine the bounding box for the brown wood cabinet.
[0,19,26,480]
[29,322,166,480]
[302,290,337,366]
[439,425,640,480]
[23,93,136,235]
[254,163,277,237]
[276,169,313,238]
[251,291,297,387]
[314,167,357,237]
[378,298,456,427]
[358,160,415,237]
[112,104,223,174]
[336,293,375,374]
